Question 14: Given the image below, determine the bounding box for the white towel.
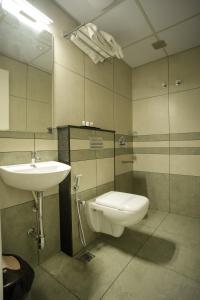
[70,23,124,64]
[70,35,102,64]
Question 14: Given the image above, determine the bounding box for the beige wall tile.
[133,95,169,135]
[54,35,84,75]
[114,94,132,135]
[85,56,113,90]
[170,155,200,176]
[35,139,58,151]
[0,138,34,152]
[170,140,200,147]
[132,58,168,100]
[169,46,200,93]
[133,141,169,148]
[71,160,96,193]
[0,178,33,209]
[114,59,132,99]
[116,141,133,149]
[70,139,90,150]
[169,88,200,133]
[0,55,27,98]
[1,201,38,266]
[54,64,84,127]
[10,96,26,131]
[27,66,52,103]
[70,139,113,150]
[97,157,114,186]
[85,79,114,130]
[27,100,52,132]
[44,186,59,197]
[134,154,169,173]
[115,154,133,175]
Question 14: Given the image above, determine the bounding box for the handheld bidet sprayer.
[73,174,82,191]
[73,174,87,247]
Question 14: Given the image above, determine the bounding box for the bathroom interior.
[0,0,200,299]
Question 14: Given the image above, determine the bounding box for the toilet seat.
[96,191,148,212]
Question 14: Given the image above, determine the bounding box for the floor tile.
[138,228,200,283]
[131,209,168,229]
[42,240,132,300]
[31,266,77,300]
[158,213,200,241]
[102,257,200,300]
[99,225,154,256]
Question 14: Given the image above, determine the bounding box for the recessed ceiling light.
[1,0,53,32]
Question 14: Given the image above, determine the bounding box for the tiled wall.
[132,46,200,217]
[70,128,115,255]
[0,0,134,265]
[58,127,115,255]
[0,55,52,132]
[30,0,133,193]
[0,130,60,266]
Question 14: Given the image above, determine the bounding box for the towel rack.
[63,23,85,39]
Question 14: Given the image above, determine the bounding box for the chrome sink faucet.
[31,151,40,165]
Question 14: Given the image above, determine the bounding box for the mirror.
[0,9,53,132]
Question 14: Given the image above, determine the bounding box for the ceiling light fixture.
[152,40,167,50]
[1,0,53,32]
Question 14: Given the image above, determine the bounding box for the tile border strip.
[70,148,114,162]
[0,130,57,140]
[133,132,200,142]
[133,147,200,155]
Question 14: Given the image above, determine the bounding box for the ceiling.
[0,9,53,72]
[54,0,200,68]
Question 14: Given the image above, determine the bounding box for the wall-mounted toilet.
[86,191,149,237]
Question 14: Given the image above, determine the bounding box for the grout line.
[33,133,36,152]
[39,265,81,300]
[100,211,169,299]
[132,91,168,102]
[167,56,171,213]
[100,256,133,299]
[157,12,200,33]
[122,34,154,49]
[83,54,86,122]
[55,61,131,101]
[130,213,200,285]
[135,0,168,57]
[129,2,200,58]
[132,85,200,102]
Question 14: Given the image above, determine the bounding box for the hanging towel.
[70,33,105,64]
[70,23,124,64]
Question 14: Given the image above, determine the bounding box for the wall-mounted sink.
[0,161,71,251]
[0,161,71,191]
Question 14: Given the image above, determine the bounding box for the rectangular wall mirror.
[0,9,53,132]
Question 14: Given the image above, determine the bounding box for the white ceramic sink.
[0,161,71,191]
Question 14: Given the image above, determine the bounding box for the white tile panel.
[54,0,100,23]
[140,0,200,31]
[123,36,166,68]
[158,15,200,55]
[94,0,153,47]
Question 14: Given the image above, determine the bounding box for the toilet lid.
[96,191,149,211]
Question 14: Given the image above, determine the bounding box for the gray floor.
[30,210,200,300]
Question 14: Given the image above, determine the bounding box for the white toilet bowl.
[85,191,149,237]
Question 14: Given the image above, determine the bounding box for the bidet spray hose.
[73,174,87,247]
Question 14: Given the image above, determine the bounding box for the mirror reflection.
[0,10,53,132]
